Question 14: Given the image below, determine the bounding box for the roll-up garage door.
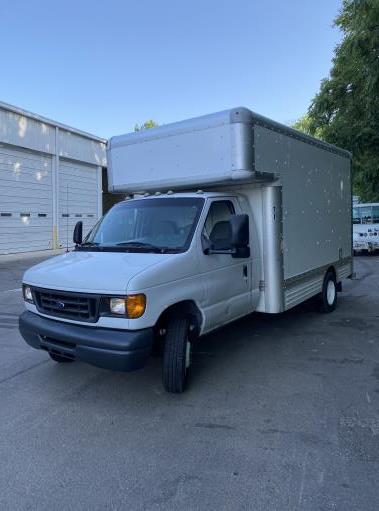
[0,143,53,254]
[58,159,99,248]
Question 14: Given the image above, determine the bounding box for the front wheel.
[319,271,337,313]
[162,316,192,393]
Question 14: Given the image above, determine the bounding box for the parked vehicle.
[353,203,379,254]
[19,107,353,392]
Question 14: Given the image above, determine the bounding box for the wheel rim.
[326,280,336,305]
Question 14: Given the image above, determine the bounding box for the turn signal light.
[110,294,146,318]
[126,294,146,319]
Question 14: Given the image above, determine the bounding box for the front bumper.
[19,311,154,372]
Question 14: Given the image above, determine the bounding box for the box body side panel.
[231,183,285,313]
[108,120,254,193]
[254,125,352,281]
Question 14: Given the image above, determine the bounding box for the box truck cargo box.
[19,107,353,393]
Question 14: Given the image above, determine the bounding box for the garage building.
[0,102,107,255]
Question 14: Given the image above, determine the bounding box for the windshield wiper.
[115,241,160,249]
[115,242,177,253]
[76,241,102,251]
[78,241,177,253]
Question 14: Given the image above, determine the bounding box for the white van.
[19,108,353,392]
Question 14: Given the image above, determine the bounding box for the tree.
[292,114,324,138]
[305,0,379,201]
[134,120,159,132]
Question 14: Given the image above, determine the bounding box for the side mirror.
[230,214,249,248]
[203,214,250,258]
[73,221,83,245]
[230,214,250,258]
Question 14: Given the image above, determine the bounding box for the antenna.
[66,183,69,252]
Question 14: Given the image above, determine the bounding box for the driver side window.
[202,200,235,250]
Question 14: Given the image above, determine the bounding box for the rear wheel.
[49,352,74,363]
[162,316,192,393]
[319,271,337,313]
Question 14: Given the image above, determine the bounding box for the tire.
[319,271,337,313]
[49,352,74,363]
[162,316,191,393]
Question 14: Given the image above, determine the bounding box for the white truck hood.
[23,250,172,294]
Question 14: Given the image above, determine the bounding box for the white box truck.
[19,107,353,393]
[353,202,379,254]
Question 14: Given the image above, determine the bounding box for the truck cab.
[19,191,259,392]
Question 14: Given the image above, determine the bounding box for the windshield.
[81,197,204,252]
[353,205,379,225]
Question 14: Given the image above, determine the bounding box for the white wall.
[0,102,106,254]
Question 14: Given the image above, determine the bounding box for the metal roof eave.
[0,100,106,144]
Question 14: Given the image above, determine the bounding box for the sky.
[0,0,342,139]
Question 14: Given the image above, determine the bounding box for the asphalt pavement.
[0,252,378,510]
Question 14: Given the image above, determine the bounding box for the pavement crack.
[0,359,49,385]
[308,357,364,365]
[193,422,235,430]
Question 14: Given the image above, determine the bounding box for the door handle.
[243,265,248,278]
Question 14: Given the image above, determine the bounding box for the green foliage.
[134,120,159,131]
[292,114,324,138]
[306,0,379,201]
[292,114,313,135]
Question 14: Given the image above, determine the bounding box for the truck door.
[199,198,252,331]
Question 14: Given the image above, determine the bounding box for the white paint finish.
[19,102,353,336]
[97,166,103,217]
[0,104,106,167]
[0,102,106,255]
[23,250,173,294]
[126,254,207,331]
[0,103,106,167]
[0,144,53,254]
[23,248,206,331]
[0,108,55,154]
[353,221,379,251]
[191,197,252,331]
[107,110,254,193]
[234,190,261,309]
[57,159,100,248]
[109,123,234,192]
[58,129,106,167]
[21,187,353,337]
[233,186,265,311]
[0,100,105,142]
[22,194,260,333]
[51,127,59,249]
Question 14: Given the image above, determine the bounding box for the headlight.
[23,285,34,303]
[110,294,146,318]
[110,298,126,315]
